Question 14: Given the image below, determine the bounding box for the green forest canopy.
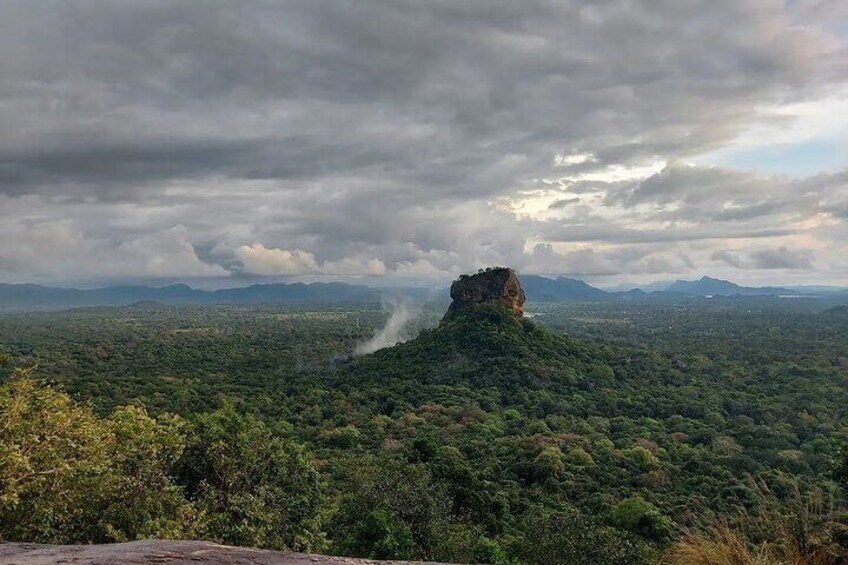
[1,300,847,563]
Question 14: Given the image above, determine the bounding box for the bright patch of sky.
[706,140,844,177]
[695,91,848,177]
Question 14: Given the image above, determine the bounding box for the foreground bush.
[665,494,848,565]
[666,524,837,565]
[0,369,194,542]
[0,367,323,549]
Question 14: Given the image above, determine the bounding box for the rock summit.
[443,267,525,321]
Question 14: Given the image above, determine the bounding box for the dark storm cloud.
[0,0,828,198]
[712,247,815,270]
[711,251,749,269]
[606,163,829,225]
[540,221,797,245]
[0,0,844,282]
[548,198,581,210]
[749,247,815,270]
[0,137,407,197]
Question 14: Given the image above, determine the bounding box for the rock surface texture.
[0,541,444,565]
[443,267,525,321]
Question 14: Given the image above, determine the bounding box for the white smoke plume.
[355,297,421,355]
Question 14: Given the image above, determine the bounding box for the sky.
[1,0,847,289]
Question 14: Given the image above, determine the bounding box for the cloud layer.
[0,0,846,285]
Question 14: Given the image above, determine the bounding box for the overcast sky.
[1,0,847,288]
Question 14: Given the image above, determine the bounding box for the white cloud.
[554,152,596,167]
[321,256,387,277]
[0,222,227,282]
[235,243,385,277]
[235,244,320,276]
[392,259,454,279]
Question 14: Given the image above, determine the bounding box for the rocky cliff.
[443,267,525,321]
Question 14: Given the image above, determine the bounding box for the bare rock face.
[443,267,525,321]
[0,540,445,565]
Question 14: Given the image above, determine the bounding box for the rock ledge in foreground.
[0,540,446,565]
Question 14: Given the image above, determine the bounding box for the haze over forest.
[1,1,847,289]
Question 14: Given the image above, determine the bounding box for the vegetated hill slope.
[824,304,848,318]
[346,305,598,392]
[0,540,444,565]
[324,299,848,519]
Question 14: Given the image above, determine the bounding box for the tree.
[178,403,324,551]
[517,508,652,565]
[610,496,673,542]
[330,457,456,560]
[100,405,196,541]
[533,447,567,481]
[0,369,110,542]
[337,509,417,560]
[0,370,195,543]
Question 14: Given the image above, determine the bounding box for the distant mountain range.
[664,276,795,296]
[0,282,386,312]
[521,275,611,301]
[1,275,846,312]
[523,275,847,302]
